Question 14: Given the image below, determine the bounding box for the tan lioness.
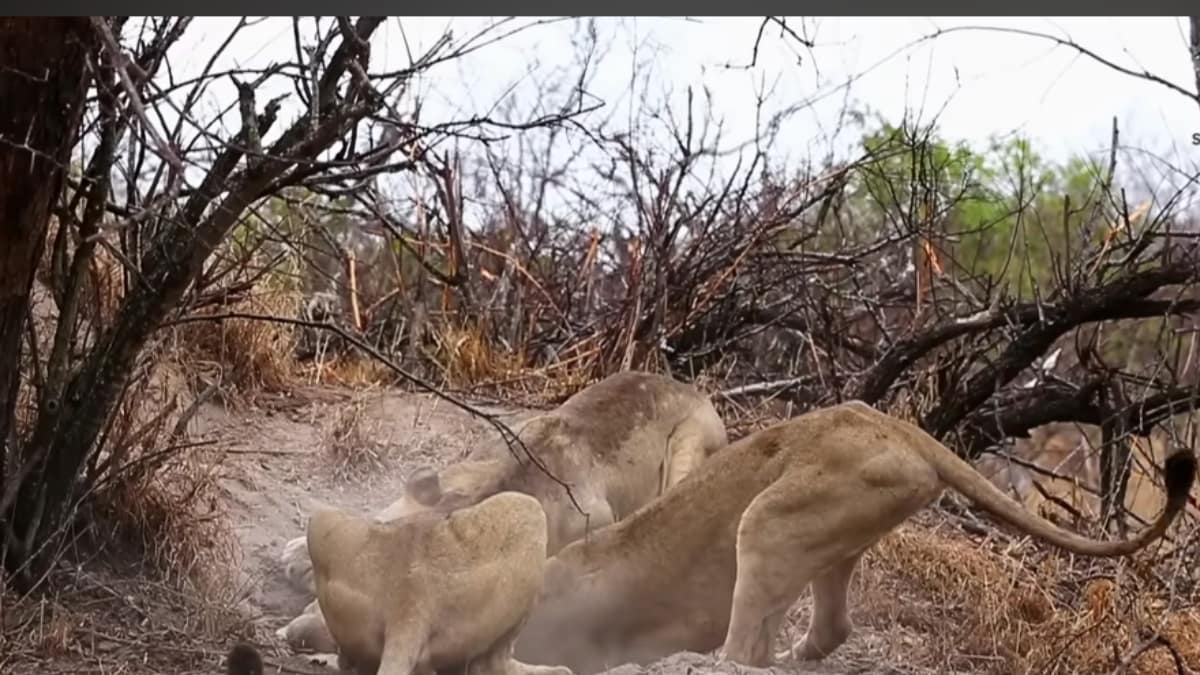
[513,400,1196,674]
[307,491,573,675]
[278,370,727,652]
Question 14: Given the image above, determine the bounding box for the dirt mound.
[593,651,962,675]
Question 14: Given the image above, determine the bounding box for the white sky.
[155,17,1200,198]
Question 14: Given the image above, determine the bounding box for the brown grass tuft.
[1,567,254,674]
[168,291,300,398]
[305,352,397,387]
[83,355,238,592]
[96,455,236,586]
[429,319,527,388]
[30,603,74,657]
[845,514,1200,674]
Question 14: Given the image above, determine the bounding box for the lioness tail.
[928,434,1195,556]
[226,642,263,675]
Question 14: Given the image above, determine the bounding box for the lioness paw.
[306,653,340,668]
[280,535,306,564]
[278,607,337,653]
[280,536,315,592]
[516,663,575,675]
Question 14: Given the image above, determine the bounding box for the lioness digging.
[513,400,1196,674]
[307,491,572,675]
[281,371,726,593]
[278,371,726,651]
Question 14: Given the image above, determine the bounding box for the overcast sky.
[162,17,1200,197]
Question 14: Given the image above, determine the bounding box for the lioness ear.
[406,466,442,506]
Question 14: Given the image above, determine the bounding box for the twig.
[718,376,814,399]
[1109,634,1190,674]
[347,249,363,332]
[169,374,222,443]
[89,17,183,173]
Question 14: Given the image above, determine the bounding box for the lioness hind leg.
[719,486,848,667]
[784,553,860,661]
[460,620,573,675]
[372,622,429,675]
[719,608,788,668]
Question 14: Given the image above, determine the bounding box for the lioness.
[513,400,1196,674]
[278,371,727,651]
[307,491,572,675]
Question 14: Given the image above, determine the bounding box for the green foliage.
[846,118,1113,298]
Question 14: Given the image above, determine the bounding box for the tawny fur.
[512,400,1197,674]
[279,371,727,653]
[308,492,573,675]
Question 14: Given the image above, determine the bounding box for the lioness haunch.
[513,400,1196,674]
[309,491,573,675]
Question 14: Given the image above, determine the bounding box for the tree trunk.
[3,16,384,591]
[0,18,96,588]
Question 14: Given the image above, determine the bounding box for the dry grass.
[94,456,236,587]
[304,353,397,387]
[475,363,597,408]
[0,568,256,675]
[708,391,797,441]
[1,361,249,674]
[849,514,1200,675]
[428,318,529,388]
[86,358,239,590]
[167,290,301,399]
[318,393,395,480]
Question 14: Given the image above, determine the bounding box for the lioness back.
[414,371,728,554]
[311,491,550,674]
[385,371,725,527]
[557,371,727,509]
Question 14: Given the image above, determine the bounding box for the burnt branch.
[922,254,1200,437]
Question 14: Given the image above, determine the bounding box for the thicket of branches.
[2,16,1200,595]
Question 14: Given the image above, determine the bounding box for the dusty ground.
[202,385,533,628]
[3,385,976,674]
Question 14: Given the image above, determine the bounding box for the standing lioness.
[279,370,728,653]
[514,400,1196,674]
